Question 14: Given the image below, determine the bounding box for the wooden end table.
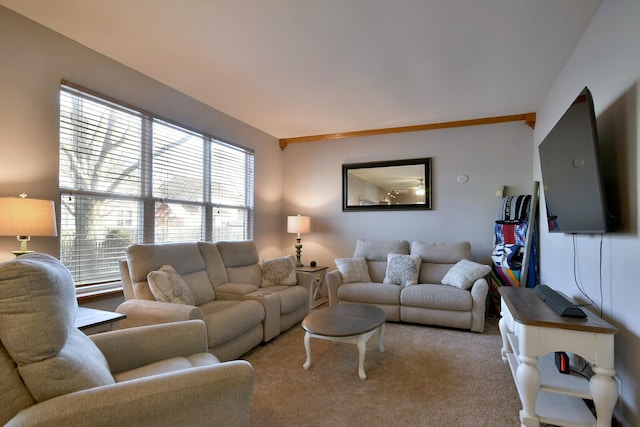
[75,307,126,332]
[302,304,385,379]
[296,265,329,308]
[498,286,617,427]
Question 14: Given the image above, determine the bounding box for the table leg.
[357,335,367,380]
[498,316,510,363]
[590,365,618,427]
[516,354,541,427]
[303,331,312,370]
[377,324,385,352]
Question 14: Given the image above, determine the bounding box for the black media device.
[534,285,586,318]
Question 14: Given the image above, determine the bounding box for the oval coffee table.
[302,304,385,380]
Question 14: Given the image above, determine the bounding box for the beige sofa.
[0,253,254,427]
[117,240,309,361]
[326,240,489,332]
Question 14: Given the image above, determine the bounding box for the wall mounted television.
[538,87,614,234]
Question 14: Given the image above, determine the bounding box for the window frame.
[59,81,254,292]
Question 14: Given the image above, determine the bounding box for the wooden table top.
[499,286,617,334]
[75,307,126,330]
[302,304,385,337]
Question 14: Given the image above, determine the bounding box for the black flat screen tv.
[538,87,614,234]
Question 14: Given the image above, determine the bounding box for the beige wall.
[0,7,284,264]
[281,121,534,267]
[534,1,640,424]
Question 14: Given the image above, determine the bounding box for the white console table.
[498,286,618,427]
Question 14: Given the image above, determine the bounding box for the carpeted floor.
[243,316,521,426]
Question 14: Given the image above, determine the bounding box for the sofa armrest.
[325,269,342,306]
[242,291,280,342]
[6,360,254,427]
[294,272,312,290]
[469,278,489,332]
[115,299,204,328]
[90,320,210,374]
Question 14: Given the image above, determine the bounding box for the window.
[59,82,254,289]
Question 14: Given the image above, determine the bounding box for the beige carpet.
[243,316,521,426]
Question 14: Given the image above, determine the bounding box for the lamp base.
[295,238,303,267]
[12,250,34,257]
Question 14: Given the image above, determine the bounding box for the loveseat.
[0,253,254,427]
[117,240,310,361]
[325,240,490,332]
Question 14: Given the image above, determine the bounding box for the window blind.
[59,82,254,288]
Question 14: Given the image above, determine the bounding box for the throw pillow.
[261,255,297,287]
[383,253,421,286]
[335,257,371,283]
[441,259,491,290]
[147,265,195,305]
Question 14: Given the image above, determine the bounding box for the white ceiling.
[0,0,602,139]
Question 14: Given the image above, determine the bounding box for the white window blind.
[59,82,254,288]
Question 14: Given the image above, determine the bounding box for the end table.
[75,307,126,333]
[296,265,328,308]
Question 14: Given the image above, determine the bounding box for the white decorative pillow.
[335,257,371,283]
[383,253,421,286]
[441,259,491,290]
[261,255,297,287]
[147,265,195,305]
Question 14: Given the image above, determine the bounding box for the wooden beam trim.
[279,112,536,150]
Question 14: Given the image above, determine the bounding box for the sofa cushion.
[199,300,265,347]
[18,330,116,402]
[411,241,471,283]
[441,259,491,290]
[410,241,471,263]
[383,254,421,286]
[354,239,410,260]
[0,253,115,402]
[337,282,401,305]
[197,242,230,286]
[401,283,473,311]
[261,255,297,287]
[0,342,35,425]
[272,285,309,314]
[335,257,371,283]
[147,265,195,305]
[216,283,260,296]
[217,240,260,267]
[126,242,214,303]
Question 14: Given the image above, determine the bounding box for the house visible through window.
[59,82,254,289]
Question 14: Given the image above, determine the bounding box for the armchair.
[0,253,254,427]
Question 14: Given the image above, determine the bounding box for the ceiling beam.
[279,112,536,150]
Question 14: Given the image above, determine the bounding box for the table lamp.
[0,194,57,256]
[287,214,310,267]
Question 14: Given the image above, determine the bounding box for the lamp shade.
[0,197,57,237]
[287,215,310,234]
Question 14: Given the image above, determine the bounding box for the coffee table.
[302,304,385,379]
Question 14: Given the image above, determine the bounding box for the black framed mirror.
[342,157,432,211]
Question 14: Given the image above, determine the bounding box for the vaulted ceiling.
[0,0,602,139]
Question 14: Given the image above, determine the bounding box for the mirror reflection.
[342,158,432,211]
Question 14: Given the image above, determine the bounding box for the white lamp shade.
[287,215,310,234]
[0,197,57,237]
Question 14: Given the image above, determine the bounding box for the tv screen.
[539,87,613,234]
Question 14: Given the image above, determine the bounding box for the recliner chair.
[0,253,254,427]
